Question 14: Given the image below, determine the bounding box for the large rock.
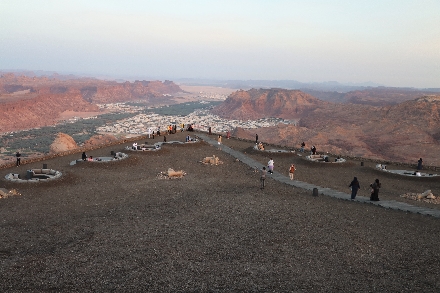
[83,134,118,147]
[49,133,78,153]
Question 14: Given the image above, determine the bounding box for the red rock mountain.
[212,88,323,120]
[231,94,440,165]
[0,92,99,132]
[0,73,183,132]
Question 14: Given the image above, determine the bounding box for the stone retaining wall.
[222,133,440,171]
[0,135,148,170]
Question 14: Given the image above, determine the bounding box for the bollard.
[313,188,318,197]
[361,162,364,166]
[43,164,47,169]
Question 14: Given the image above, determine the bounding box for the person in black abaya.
[349,177,360,200]
[370,178,381,201]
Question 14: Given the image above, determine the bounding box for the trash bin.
[111,151,115,156]
[27,170,33,179]
[313,188,318,197]
[361,162,364,166]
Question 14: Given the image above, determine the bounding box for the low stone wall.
[5,169,62,183]
[229,134,439,171]
[0,135,148,170]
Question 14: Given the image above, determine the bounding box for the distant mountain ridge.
[214,88,440,165]
[176,78,440,94]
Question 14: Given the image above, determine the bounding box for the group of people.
[348,177,381,201]
[260,158,296,189]
[259,156,382,201]
[259,157,273,189]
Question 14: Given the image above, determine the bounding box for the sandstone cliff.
[0,73,183,132]
[0,92,100,132]
[234,94,440,165]
[0,73,182,104]
[85,80,182,103]
[212,88,323,120]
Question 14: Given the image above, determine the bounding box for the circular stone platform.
[125,139,200,152]
[306,154,346,163]
[375,164,439,177]
[126,143,161,151]
[70,152,128,165]
[5,169,62,183]
[253,144,294,153]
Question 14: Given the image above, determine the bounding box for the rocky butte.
[212,88,324,120]
[213,88,440,166]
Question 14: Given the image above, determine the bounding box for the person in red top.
[289,164,296,180]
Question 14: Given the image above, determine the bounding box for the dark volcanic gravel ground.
[1,132,440,292]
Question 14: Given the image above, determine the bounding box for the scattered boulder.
[0,188,21,199]
[167,168,185,178]
[84,134,118,147]
[400,190,439,204]
[157,168,186,179]
[201,155,222,165]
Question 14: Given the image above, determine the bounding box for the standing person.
[226,131,230,139]
[82,152,87,161]
[417,158,423,170]
[256,134,259,144]
[16,151,21,167]
[370,179,381,201]
[268,158,274,174]
[260,167,267,189]
[163,135,167,142]
[217,135,222,145]
[289,164,296,180]
[349,177,360,200]
[300,142,305,152]
[208,127,212,135]
[311,145,317,155]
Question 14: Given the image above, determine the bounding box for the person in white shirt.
[268,158,274,174]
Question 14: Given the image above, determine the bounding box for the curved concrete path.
[198,134,440,218]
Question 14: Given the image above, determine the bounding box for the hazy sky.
[1,0,439,87]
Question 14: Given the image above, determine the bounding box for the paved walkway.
[198,134,440,218]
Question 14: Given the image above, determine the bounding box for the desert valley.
[1,71,440,167]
